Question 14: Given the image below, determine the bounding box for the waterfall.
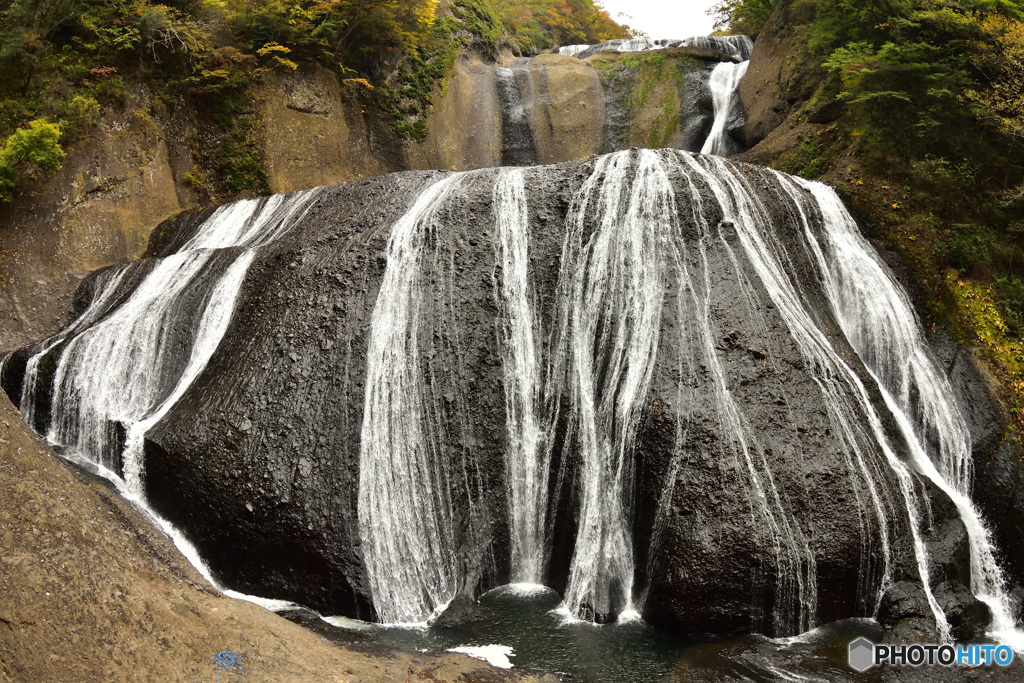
[555,150,672,622]
[786,177,1023,645]
[120,252,257,493]
[672,152,957,637]
[495,65,537,167]
[561,35,753,62]
[786,180,973,490]
[557,44,590,57]
[701,60,749,157]
[18,265,129,432]
[492,149,995,634]
[493,168,548,584]
[29,190,320,489]
[677,35,753,62]
[7,146,1018,644]
[658,157,819,633]
[357,173,466,625]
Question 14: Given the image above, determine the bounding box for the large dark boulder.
[9,152,982,638]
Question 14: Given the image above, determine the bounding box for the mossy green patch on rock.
[377,0,509,142]
[769,125,840,179]
[948,273,1024,419]
[591,49,716,152]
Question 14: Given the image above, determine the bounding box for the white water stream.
[701,60,750,157]
[493,169,549,584]
[357,173,467,624]
[12,188,322,610]
[789,176,1024,647]
[556,151,672,621]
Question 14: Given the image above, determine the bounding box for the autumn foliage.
[497,0,631,52]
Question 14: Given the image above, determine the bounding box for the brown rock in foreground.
[0,392,555,682]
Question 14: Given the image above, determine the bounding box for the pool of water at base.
[282,585,890,682]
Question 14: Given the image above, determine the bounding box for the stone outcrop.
[738,1,827,149]
[260,64,390,193]
[5,151,990,640]
[0,97,196,350]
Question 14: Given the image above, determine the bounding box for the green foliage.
[66,95,101,130]
[592,51,697,149]
[217,137,268,194]
[0,118,64,202]
[182,166,207,191]
[376,0,510,141]
[4,120,64,172]
[0,0,628,192]
[729,0,1024,416]
[943,224,996,275]
[770,128,839,178]
[0,0,467,192]
[949,272,1024,418]
[709,0,777,35]
[964,13,1024,141]
[996,265,1024,334]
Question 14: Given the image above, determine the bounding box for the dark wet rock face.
[2,150,998,640]
[496,62,539,167]
[431,595,489,628]
[596,51,715,155]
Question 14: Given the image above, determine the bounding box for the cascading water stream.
[786,177,1024,647]
[48,249,221,472]
[701,60,750,157]
[554,33,753,157]
[44,190,322,492]
[5,141,1018,655]
[493,168,548,585]
[357,173,466,625]
[18,265,130,431]
[786,179,974,490]
[555,150,673,622]
[7,188,323,615]
[119,252,256,493]
[559,35,753,62]
[356,152,1019,640]
[671,151,954,639]
[495,65,537,167]
[660,163,819,634]
[557,44,590,57]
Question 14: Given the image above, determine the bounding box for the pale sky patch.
[598,0,721,40]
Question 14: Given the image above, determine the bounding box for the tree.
[0,0,88,94]
[0,118,64,202]
[709,0,777,35]
[966,14,1024,140]
[498,0,629,51]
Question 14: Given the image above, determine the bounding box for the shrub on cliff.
[710,0,777,35]
[0,118,64,203]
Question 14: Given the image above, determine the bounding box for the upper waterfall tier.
[558,36,754,62]
[1,151,1010,641]
[406,45,750,175]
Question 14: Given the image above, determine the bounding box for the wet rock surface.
[431,595,490,628]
